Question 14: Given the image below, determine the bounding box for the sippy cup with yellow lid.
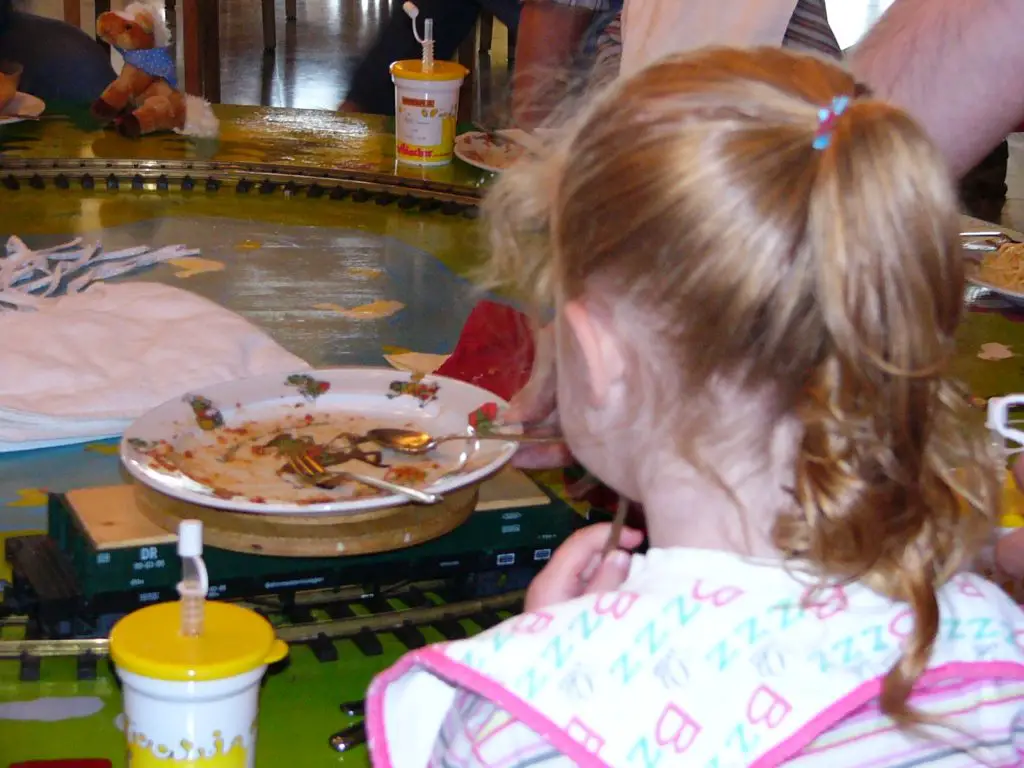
[980,396,1024,600]
[109,520,288,767]
[390,2,468,166]
[987,395,1024,530]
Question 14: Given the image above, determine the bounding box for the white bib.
[369,551,1024,767]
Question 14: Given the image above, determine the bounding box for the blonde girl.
[366,47,1024,767]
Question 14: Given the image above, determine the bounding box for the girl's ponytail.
[776,93,1000,724]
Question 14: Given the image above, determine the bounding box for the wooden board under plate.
[66,467,551,557]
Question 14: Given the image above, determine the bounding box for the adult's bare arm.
[512,1,596,128]
[849,0,1024,178]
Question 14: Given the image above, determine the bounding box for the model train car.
[3,487,587,640]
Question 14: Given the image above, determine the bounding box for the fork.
[287,452,441,505]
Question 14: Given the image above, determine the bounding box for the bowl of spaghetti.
[967,241,1024,305]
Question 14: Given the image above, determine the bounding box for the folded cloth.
[0,236,198,310]
[0,281,309,452]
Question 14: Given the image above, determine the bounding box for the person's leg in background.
[0,10,114,103]
[960,139,1010,224]
[341,0,520,115]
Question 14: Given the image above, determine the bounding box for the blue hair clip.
[812,95,851,151]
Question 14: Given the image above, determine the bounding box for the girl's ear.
[562,300,627,408]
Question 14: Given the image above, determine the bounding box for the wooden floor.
[27,0,512,110]
[22,0,1023,230]
[19,0,885,111]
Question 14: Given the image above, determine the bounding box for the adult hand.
[524,523,645,612]
[506,324,573,469]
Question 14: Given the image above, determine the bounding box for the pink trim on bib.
[369,653,1024,768]
[367,647,613,768]
[753,661,1024,767]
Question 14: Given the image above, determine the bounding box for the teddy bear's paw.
[91,98,122,122]
[116,114,143,139]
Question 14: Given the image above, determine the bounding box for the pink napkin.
[435,300,536,401]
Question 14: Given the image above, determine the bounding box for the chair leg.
[93,0,112,50]
[262,0,277,52]
[457,28,476,123]
[200,0,221,102]
[182,0,202,94]
[478,12,493,55]
[285,0,297,22]
[63,0,81,29]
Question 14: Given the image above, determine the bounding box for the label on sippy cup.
[126,720,256,767]
[393,86,460,165]
[398,96,443,148]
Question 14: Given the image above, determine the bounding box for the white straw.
[404,2,434,73]
[176,520,208,637]
[422,19,434,72]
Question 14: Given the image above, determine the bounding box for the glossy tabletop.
[0,104,1023,768]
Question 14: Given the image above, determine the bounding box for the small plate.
[964,228,1024,307]
[454,130,532,173]
[966,272,1024,308]
[0,92,45,125]
[120,367,518,515]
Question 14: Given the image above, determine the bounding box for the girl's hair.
[484,47,1000,724]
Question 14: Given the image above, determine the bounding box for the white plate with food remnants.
[454,130,540,173]
[120,367,518,515]
[965,239,1024,307]
[0,93,45,125]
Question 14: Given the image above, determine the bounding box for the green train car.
[3,488,587,640]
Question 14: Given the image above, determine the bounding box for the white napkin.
[0,281,310,452]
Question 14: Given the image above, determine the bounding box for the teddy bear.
[91,1,218,139]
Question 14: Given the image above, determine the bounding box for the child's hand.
[525,523,645,611]
[507,324,573,470]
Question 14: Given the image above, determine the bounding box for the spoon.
[366,427,562,456]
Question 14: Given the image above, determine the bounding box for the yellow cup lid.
[110,600,288,682]
[390,60,468,82]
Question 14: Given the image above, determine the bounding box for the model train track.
[0,581,522,679]
[0,157,483,212]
